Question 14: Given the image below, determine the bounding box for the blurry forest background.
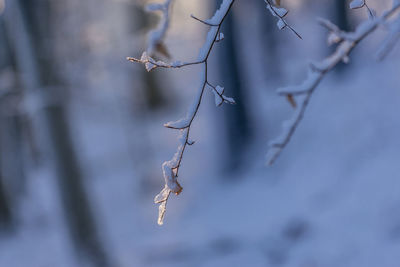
[1,0,400,266]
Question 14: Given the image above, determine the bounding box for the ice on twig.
[277,19,285,30]
[266,4,288,30]
[215,85,224,95]
[216,32,225,42]
[164,118,190,129]
[265,0,301,38]
[223,96,236,105]
[210,85,235,107]
[157,200,168,225]
[162,162,182,194]
[187,139,195,145]
[350,0,365,9]
[154,186,171,204]
[214,92,224,107]
[212,85,225,106]
[145,0,173,57]
[204,0,233,25]
[154,186,171,225]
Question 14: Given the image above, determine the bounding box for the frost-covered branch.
[145,0,174,57]
[129,0,236,225]
[266,1,400,165]
[127,51,203,71]
[377,15,400,60]
[129,0,300,225]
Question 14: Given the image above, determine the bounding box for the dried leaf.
[155,42,171,59]
[286,94,297,108]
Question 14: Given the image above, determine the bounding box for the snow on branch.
[377,15,400,60]
[128,0,303,225]
[145,0,174,58]
[264,0,302,39]
[128,0,236,225]
[266,1,400,165]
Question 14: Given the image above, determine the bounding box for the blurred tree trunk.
[0,176,12,229]
[0,135,12,228]
[0,113,25,229]
[0,15,24,231]
[334,0,351,72]
[0,19,12,230]
[335,0,350,32]
[4,1,111,266]
[216,2,251,172]
[0,108,21,231]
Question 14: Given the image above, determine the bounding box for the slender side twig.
[190,14,219,27]
[266,2,400,165]
[350,0,375,18]
[129,0,236,225]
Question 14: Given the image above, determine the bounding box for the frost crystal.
[216,32,225,42]
[215,85,224,95]
[214,93,224,107]
[277,19,286,30]
[272,6,288,17]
